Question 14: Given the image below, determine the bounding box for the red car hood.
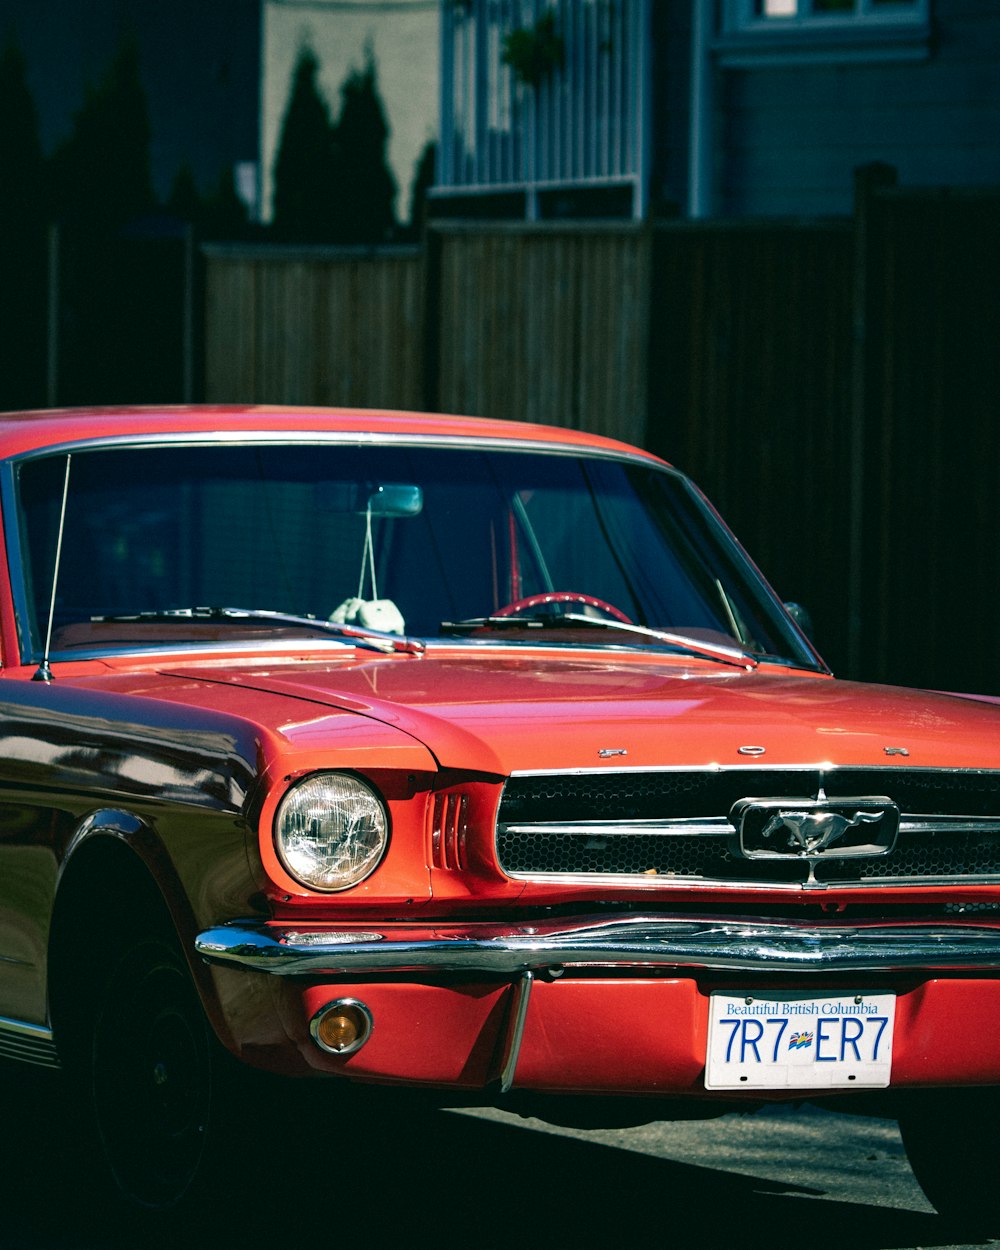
[161,652,1000,776]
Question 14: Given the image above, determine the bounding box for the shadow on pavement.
[0,1065,992,1250]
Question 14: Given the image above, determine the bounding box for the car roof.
[0,405,668,465]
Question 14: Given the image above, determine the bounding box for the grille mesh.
[496,769,1000,886]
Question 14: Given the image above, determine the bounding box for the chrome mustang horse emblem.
[761,808,886,855]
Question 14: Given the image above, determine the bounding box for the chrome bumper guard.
[196,916,1000,977]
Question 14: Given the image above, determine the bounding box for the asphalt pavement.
[1,1063,995,1250]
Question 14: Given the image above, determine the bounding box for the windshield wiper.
[440,612,758,670]
[90,607,425,655]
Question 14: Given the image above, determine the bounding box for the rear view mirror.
[368,484,423,517]
[316,482,423,517]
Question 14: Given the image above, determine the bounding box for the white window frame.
[718,0,931,65]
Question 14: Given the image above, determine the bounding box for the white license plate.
[705,991,895,1090]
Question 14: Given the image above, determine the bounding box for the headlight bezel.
[273,770,390,893]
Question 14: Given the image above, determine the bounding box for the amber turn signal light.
[309,999,374,1055]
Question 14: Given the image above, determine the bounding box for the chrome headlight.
[274,773,388,892]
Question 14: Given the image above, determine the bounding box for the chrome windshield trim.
[0,428,669,470]
[196,917,1000,977]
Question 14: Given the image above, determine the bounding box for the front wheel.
[898,1087,1000,1231]
[86,938,216,1210]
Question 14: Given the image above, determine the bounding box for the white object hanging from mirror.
[330,498,405,634]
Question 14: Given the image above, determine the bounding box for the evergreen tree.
[0,38,45,233]
[50,34,155,234]
[202,166,250,240]
[335,48,396,244]
[272,45,341,242]
[407,139,436,239]
[0,37,47,407]
[168,163,250,240]
[46,35,157,404]
[167,162,202,222]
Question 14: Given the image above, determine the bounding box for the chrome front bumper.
[196,915,1000,977]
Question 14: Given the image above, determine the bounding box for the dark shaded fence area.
[858,187,1000,693]
[647,218,856,678]
[3,171,997,693]
[0,223,196,410]
[653,181,1000,695]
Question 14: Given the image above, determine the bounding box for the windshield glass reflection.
[13,443,818,668]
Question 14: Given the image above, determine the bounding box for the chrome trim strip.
[902,815,1000,835]
[500,818,731,838]
[0,1014,55,1039]
[196,917,1000,977]
[499,972,534,1094]
[500,815,1000,838]
[502,870,1000,890]
[504,871,802,889]
[0,1015,60,1069]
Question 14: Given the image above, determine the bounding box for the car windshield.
[10,441,818,668]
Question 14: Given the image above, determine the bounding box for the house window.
[719,0,930,63]
[748,0,925,21]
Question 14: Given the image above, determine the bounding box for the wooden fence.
[856,184,1000,693]
[647,217,855,678]
[204,244,425,409]
[203,173,1000,694]
[430,222,650,448]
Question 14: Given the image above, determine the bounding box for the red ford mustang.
[1,405,997,1216]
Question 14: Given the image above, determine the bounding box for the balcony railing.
[435,0,651,219]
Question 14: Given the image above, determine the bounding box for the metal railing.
[435,0,651,219]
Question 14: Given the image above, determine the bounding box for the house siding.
[716,1,1000,217]
[651,2,694,214]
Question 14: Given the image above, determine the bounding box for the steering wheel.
[493,591,633,624]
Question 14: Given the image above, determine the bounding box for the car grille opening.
[495,768,1000,888]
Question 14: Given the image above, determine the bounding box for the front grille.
[495,768,1000,888]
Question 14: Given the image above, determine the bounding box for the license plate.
[705,991,895,1090]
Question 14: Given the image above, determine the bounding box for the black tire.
[898,1087,1000,1232]
[85,937,218,1211]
